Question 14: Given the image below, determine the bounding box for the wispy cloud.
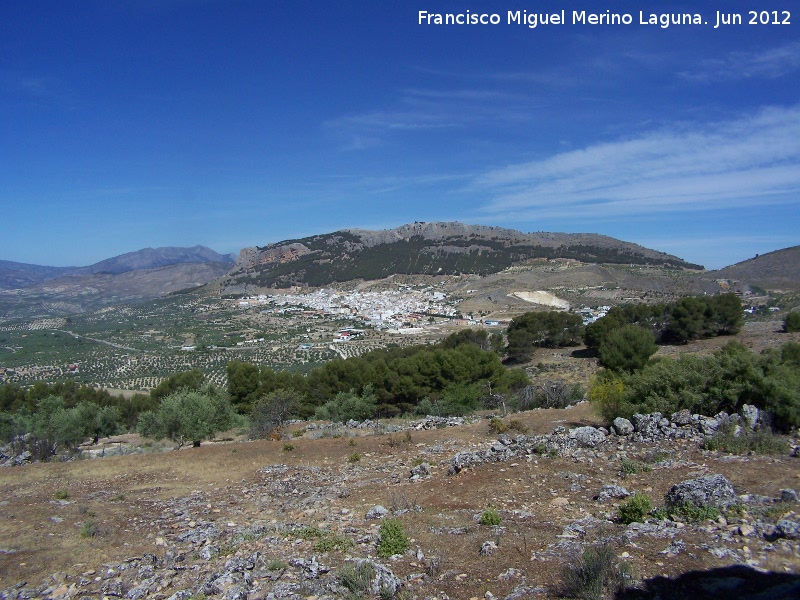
[323,86,531,150]
[474,104,800,221]
[680,41,800,82]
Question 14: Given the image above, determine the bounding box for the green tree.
[784,311,800,333]
[506,311,583,362]
[708,293,743,335]
[598,325,657,373]
[666,297,710,342]
[226,361,261,412]
[138,387,234,448]
[314,386,377,422]
[150,369,206,400]
[250,388,304,439]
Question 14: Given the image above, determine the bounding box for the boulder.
[612,418,634,436]
[569,426,606,448]
[632,413,662,437]
[671,409,693,426]
[366,505,388,520]
[410,462,431,480]
[595,485,631,502]
[480,541,498,556]
[665,474,737,510]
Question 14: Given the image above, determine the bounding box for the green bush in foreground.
[479,508,502,526]
[338,561,374,598]
[377,518,410,558]
[560,543,629,600]
[617,493,653,525]
[784,311,800,333]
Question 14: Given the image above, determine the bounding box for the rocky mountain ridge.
[226,222,703,290]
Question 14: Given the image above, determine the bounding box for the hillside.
[0,262,232,319]
[712,246,800,291]
[0,246,234,291]
[1,402,799,600]
[0,246,235,319]
[224,222,703,290]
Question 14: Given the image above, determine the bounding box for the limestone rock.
[612,418,634,436]
[665,474,737,510]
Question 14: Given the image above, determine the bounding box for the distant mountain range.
[224,222,703,289]
[712,246,800,291]
[1,225,797,319]
[0,246,235,291]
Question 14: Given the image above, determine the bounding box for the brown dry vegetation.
[1,400,799,599]
[1,319,799,599]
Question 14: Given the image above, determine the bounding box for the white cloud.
[680,41,800,82]
[474,104,800,220]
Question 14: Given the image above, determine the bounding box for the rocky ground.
[1,403,799,600]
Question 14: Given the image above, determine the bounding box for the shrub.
[53,489,69,500]
[588,377,626,423]
[282,443,294,452]
[267,559,286,571]
[617,493,653,524]
[620,459,639,477]
[703,428,787,455]
[479,508,502,526]
[338,561,375,597]
[521,380,585,410]
[80,519,100,538]
[668,503,720,522]
[598,324,657,373]
[560,542,629,600]
[348,452,361,463]
[783,311,800,333]
[377,518,410,558]
[507,419,529,433]
[314,386,377,423]
[489,417,508,434]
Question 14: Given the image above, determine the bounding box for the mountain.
[73,245,235,276]
[224,222,703,289]
[0,261,73,291]
[0,246,235,291]
[712,246,800,291]
[0,246,236,318]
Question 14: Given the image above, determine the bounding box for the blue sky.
[2,0,798,269]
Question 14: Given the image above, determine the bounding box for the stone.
[410,462,431,480]
[612,418,634,436]
[741,404,760,429]
[665,474,738,510]
[366,505,388,520]
[671,409,692,426]
[198,545,219,561]
[632,413,662,437]
[480,541,498,556]
[595,485,630,502]
[774,518,800,540]
[353,559,402,596]
[738,524,755,537]
[569,426,606,448]
[780,489,799,503]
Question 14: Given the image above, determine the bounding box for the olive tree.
[138,386,234,448]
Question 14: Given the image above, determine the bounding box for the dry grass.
[2,324,800,597]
